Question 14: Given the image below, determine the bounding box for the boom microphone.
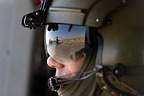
[47,68,98,91]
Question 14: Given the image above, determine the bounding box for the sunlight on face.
[47,57,84,79]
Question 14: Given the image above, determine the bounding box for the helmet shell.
[98,0,144,93]
[46,0,125,27]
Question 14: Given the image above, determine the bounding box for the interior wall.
[0,0,34,96]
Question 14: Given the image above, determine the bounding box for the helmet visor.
[44,24,87,64]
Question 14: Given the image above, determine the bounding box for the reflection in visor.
[45,24,87,64]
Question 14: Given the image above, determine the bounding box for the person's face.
[45,24,86,79]
[47,56,84,79]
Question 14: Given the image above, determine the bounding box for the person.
[45,25,104,96]
[22,0,144,96]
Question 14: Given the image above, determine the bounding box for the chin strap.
[21,0,53,29]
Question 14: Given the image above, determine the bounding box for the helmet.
[44,0,127,68]
[96,0,144,95]
[22,0,144,95]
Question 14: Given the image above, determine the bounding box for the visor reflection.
[45,24,87,64]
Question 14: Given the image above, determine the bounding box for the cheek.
[68,58,84,73]
[68,64,82,73]
[55,58,84,78]
[55,68,72,79]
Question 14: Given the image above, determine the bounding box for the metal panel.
[0,0,34,96]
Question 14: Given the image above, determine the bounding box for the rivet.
[29,18,33,21]
[114,69,119,75]
[96,18,101,22]
[36,12,39,15]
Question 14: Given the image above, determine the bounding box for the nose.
[47,57,64,69]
